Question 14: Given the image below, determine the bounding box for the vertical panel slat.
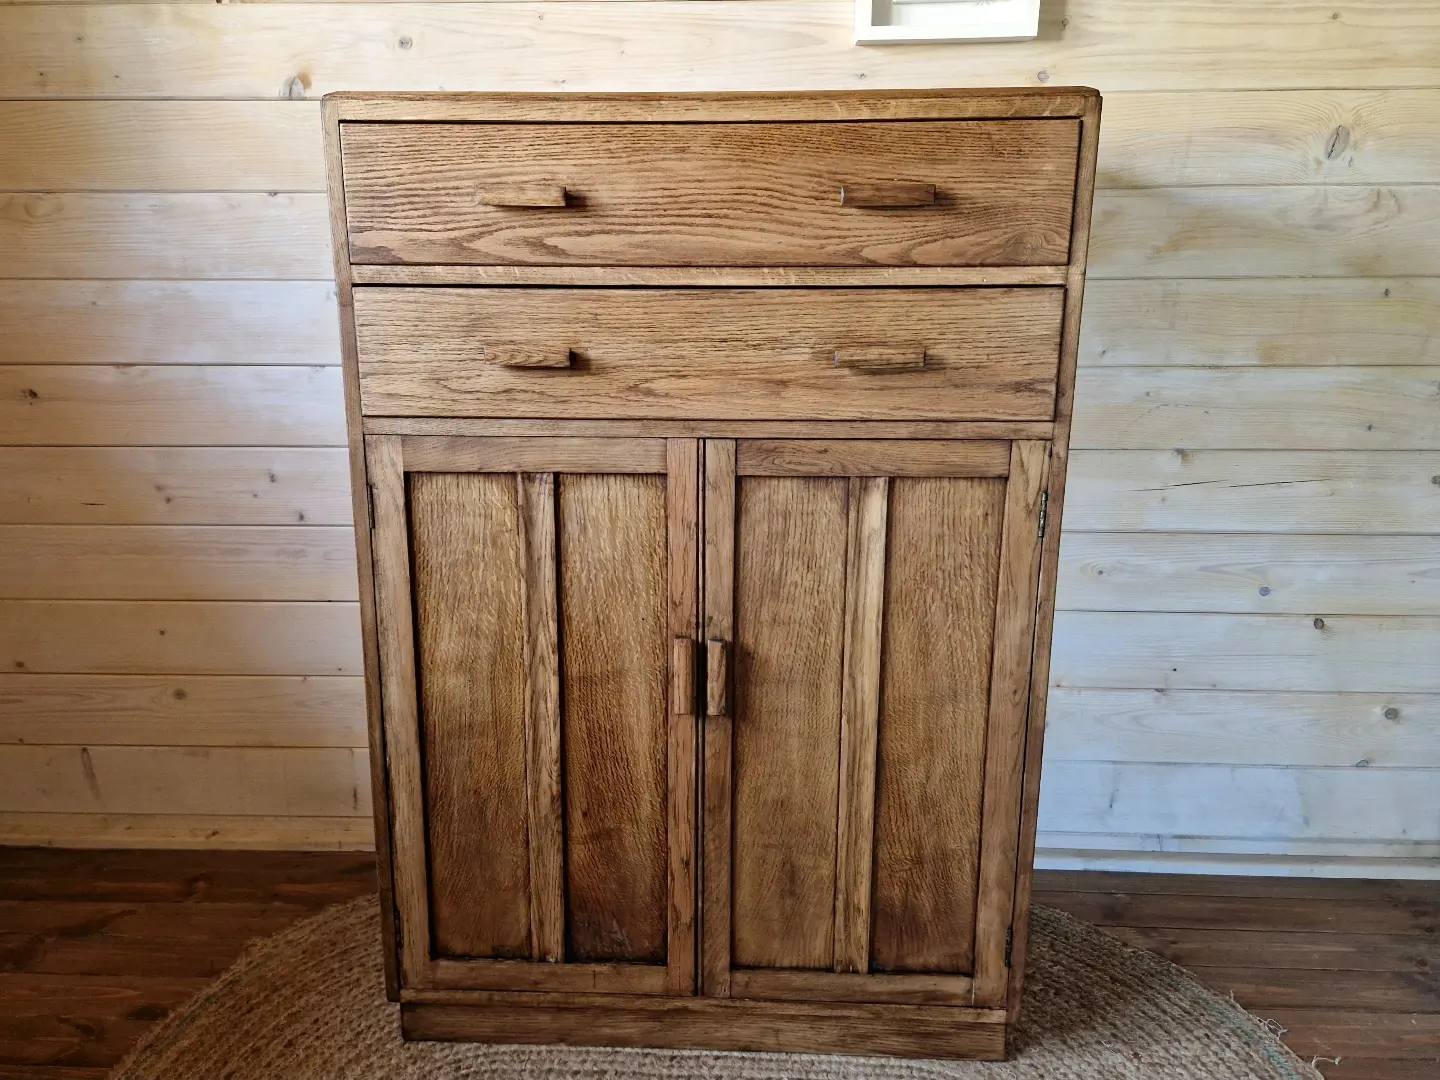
[870,476,1004,974]
[364,434,431,987]
[700,438,735,997]
[973,441,1049,1003]
[412,471,531,961]
[731,475,847,971]
[559,472,669,963]
[665,439,700,994]
[518,471,564,963]
[833,476,889,974]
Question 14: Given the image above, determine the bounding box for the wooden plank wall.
[0,0,1436,876]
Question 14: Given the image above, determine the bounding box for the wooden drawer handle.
[833,346,927,373]
[483,346,573,369]
[671,637,697,717]
[474,183,568,208]
[705,639,730,717]
[839,181,936,208]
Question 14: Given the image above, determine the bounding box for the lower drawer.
[352,287,1063,421]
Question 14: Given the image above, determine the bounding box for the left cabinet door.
[365,434,700,996]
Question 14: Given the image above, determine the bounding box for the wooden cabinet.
[325,88,1101,1061]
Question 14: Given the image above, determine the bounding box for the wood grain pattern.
[7,3,1439,96]
[409,471,531,961]
[1058,533,1440,616]
[0,365,344,446]
[516,473,563,963]
[398,436,665,475]
[728,969,973,1007]
[0,280,339,366]
[367,417,1052,442]
[730,474,847,971]
[353,265,1066,287]
[342,120,1078,267]
[353,288,1063,422]
[0,526,357,601]
[736,439,1011,478]
[832,477,887,975]
[558,472,669,965]
[0,447,352,526]
[870,476,1003,976]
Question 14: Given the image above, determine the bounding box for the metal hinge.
[1036,491,1049,540]
[1004,927,1014,967]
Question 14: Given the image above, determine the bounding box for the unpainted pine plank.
[0,745,369,817]
[516,473,563,964]
[0,526,358,601]
[731,475,847,970]
[1072,367,1440,451]
[0,813,373,851]
[1099,88,1440,187]
[1091,185,1440,279]
[0,447,352,526]
[558,472,669,965]
[0,366,345,446]
[0,673,365,748]
[409,471,531,960]
[870,477,1004,975]
[1044,689,1440,768]
[1079,278,1440,368]
[833,477,886,975]
[0,101,325,192]
[3,3,1439,96]
[1051,612,1440,693]
[0,847,375,903]
[0,600,361,675]
[1065,451,1440,534]
[1038,763,1440,845]
[1057,534,1440,617]
[0,193,331,279]
[0,281,340,367]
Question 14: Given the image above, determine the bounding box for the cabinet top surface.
[324,87,1101,123]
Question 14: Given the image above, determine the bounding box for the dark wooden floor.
[0,850,1434,1079]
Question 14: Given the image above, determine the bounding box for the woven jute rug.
[110,897,1320,1079]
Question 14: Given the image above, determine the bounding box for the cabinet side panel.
[410,472,532,960]
[731,476,847,970]
[558,473,669,964]
[870,477,1005,974]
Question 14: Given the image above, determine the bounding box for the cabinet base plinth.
[400,998,1008,1060]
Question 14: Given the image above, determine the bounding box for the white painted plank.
[1065,451,1440,534]
[0,744,371,816]
[1050,611,1440,693]
[1057,533,1440,615]
[1044,688,1440,768]
[0,674,366,747]
[0,526,358,600]
[0,365,346,446]
[1037,762,1440,842]
[1072,367,1440,451]
[0,447,351,525]
[1079,279,1440,368]
[0,281,340,366]
[0,600,363,675]
[2,2,1437,97]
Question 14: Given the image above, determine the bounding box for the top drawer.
[340,120,1079,268]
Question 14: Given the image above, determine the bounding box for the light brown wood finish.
[341,120,1078,267]
[352,287,1064,422]
[351,264,1069,288]
[736,439,1010,477]
[366,418,1054,441]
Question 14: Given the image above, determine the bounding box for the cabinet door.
[700,439,1047,1007]
[366,435,699,995]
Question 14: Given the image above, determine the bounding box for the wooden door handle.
[839,181,936,208]
[705,639,730,717]
[482,346,573,369]
[474,183,568,208]
[833,346,927,372]
[671,637,697,716]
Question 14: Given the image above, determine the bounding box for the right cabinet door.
[701,438,1048,1008]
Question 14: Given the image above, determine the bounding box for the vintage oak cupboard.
[323,88,1101,1060]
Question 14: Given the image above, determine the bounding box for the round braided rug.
[110,897,1320,1080]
